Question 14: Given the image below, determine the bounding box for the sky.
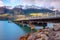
[0,0,60,10]
[0,0,20,7]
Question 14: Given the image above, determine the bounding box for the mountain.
[0,6,13,14]
[0,6,60,15]
[14,5,55,15]
[15,5,44,9]
[23,8,54,15]
[0,7,5,14]
[13,7,24,15]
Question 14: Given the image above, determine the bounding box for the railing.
[12,13,60,21]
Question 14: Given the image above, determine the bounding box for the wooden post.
[30,25,35,33]
[55,11,57,17]
[29,21,35,32]
[22,21,24,28]
[43,23,47,29]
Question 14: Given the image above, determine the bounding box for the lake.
[0,21,53,40]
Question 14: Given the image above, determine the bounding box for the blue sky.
[0,0,20,7]
[0,0,60,10]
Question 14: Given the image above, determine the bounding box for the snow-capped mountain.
[0,5,60,15]
[14,5,47,9]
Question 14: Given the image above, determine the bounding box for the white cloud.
[50,2,60,10]
[20,0,60,10]
[20,0,60,6]
[0,0,60,10]
[0,1,4,7]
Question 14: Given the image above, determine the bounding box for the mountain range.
[0,5,59,15]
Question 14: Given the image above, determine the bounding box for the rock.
[55,31,60,40]
[53,23,60,31]
[48,31,56,40]
[20,25,60,40]
[27,32,48,40]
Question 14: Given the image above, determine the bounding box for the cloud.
[20,0,60,10]
[0,0,60,10]
[20,0,60,5]
[0,1,4,7]
[50,2,60,10]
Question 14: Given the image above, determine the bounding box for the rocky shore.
[19,23,60,40]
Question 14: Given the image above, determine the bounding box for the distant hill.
[14,5,54,14]
[0,7,5,14]
[0,6,60,15]
[23,8,54,15]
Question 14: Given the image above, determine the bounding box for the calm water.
[0,21,53,40]
[0,21,26,40]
